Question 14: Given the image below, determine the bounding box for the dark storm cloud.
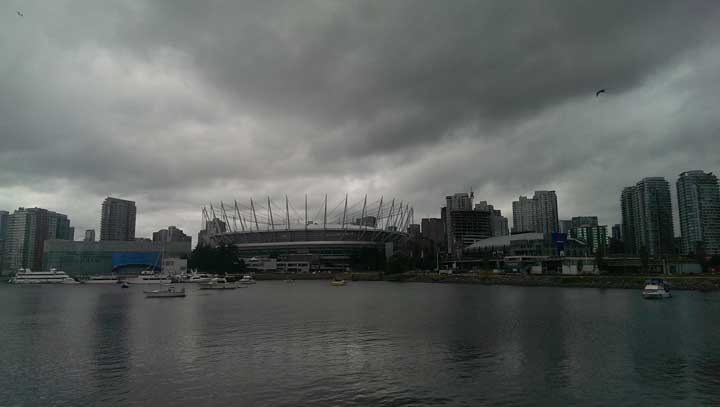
[1,0,719,238]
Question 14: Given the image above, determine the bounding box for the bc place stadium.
[198,195,413,273]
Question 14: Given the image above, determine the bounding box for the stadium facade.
[200,195,413,272]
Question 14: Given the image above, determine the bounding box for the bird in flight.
[595,89,606,97]
[16,11,24,17]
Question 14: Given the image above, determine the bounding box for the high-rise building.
[511,191,559,235]
[570,225,608,255]
[571,216,598,228]
[0,210,8,270]
[620,187,638,255]
[475,201,509,237]
[444,192,491,258]
[559,219,572,234]
[533,191,559,235]
[611,224,622,240]
[407,224,421,238]
[153,226,192,244]
[100,197,136,241]
[3,207,67,271]
[421,218,445,249]
[0,210,9,240]
[512,196,537,233]
[445,193,473,211]
[620,177,674,256]
[47,212,73,240]
[84,229,96,242]
[677,170,720,255]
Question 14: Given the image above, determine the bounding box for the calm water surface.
[1,281,720,406]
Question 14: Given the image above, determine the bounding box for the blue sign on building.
[111,252,161,271]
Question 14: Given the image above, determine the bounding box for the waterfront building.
[421,217,445,249]
[559,220,572,234]
[47,211,73,240]
[533,191,559,235]
[511,191,559,235]
[42,240,191,276]
[570,225,608,255]
[84,229,95,242]
[100,197,136,241]
[620,177,674,256]
[620,187,638,255]
[0,210,8,271]
[464,232,589,258]
[446,193,473,211]
[407,224,421,238]
[475,201,509,237]
[571,216,598,228]
[153,225,192,244]
[445,192,491,258]
[2,207,72,271]
[677,170,720,256]
[512,196,537,233]
[0,210,8,240]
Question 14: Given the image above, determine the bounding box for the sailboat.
[124,243,172,284]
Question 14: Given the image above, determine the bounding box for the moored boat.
[9,268,78,284]
[124,270,172,285]
[83,275,120,284]
[239,275,256,285]
[144,285,186,298]
[642,278,672,299]
[199,277,239,290]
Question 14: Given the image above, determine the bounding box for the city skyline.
[2,2,720,245]
[0,171,711,244]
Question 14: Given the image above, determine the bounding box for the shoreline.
[252,271,720,291]
[388,272,720,291]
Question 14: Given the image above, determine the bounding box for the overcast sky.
[2,0,719,241]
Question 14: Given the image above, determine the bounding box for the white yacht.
[9,269,78,284]
[642,279,672,299]
[84,275,120,284]
[239,275,257,285]
[124,270,172,285]
[144,285,186,298]
[199,277,239,290]
[186,272,213,284]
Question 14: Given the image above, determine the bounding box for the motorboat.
[331,279,346,286]
[239,275,257,285]
[121,281,129,288]
[199,277,239,290]
[144,285,186,298]
[124,270,172,285]
[83,275,120,284]
[642,278,672,299]
[185,272,213,284]
[9,268,78,284]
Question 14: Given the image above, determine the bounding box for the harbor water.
[1,281,720,406]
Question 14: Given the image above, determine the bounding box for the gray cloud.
[1,0,719,240]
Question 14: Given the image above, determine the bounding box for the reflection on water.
[2,282,720,406]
